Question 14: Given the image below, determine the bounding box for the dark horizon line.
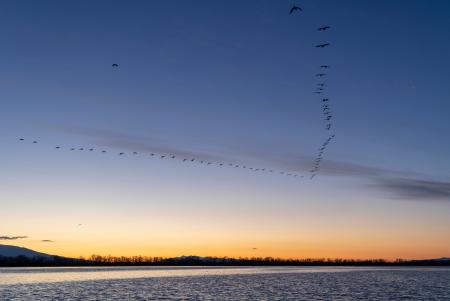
[1,254,449,268]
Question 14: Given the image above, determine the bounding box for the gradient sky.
[1,0,450,260]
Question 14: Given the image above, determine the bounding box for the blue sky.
[1,0,450,258]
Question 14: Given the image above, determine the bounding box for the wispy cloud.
[255,152,450,201]
[41,240,54,243]
[47,124,232,163]
[46,124,450,201]
[374,178,450,201]
[0,236,28,240]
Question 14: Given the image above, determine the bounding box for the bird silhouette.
[315,43,330,48]
[318,26,331,31]
[19,138,24,141]
[316,73,326,77]
[119,152,125,155]
[112,64,119,67]
[320,65,330,69]
[289,5,302,14]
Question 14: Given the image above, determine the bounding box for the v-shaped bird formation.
[16,2,337,182]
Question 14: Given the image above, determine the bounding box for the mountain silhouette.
[0,244,52,258]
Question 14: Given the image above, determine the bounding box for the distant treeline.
[1,255,449,267]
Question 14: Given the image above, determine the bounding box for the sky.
[1,0,450,260]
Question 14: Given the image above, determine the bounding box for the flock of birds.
[17,138,305,179]
[291,2,337,179]
[16,3,337,181]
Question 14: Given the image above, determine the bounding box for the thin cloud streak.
[248,150,450,201]
[46,124,450,201]
[0,236,28,240]
[47,124,234,163]
[374,178,450,201]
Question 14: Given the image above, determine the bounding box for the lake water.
[1,266,449,300]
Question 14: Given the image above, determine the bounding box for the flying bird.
[315,43,330,48]
[101,150,107,153]
[19,138,24,141]
[112,64,119,67]
[55,146,61,149]
[289,5,302,14]
[320,65,330,69]
[133,152,138,155]
[119,152,125,155]
[316,73,326,77]
[33,141,37,144]
[318,26,331,31]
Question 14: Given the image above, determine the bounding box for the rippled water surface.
[1,266,449,300]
